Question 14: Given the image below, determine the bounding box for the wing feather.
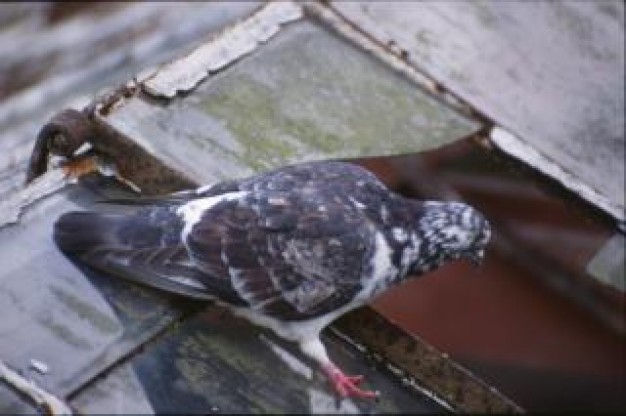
[185,188,375,321]
[56,161,385,319]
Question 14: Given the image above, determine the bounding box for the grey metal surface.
[104,20,480,186]
[333,1,625,220]
[76,307,442,414]
[71,363,155,415]
[0,178,189,414]
[0,383,39,415]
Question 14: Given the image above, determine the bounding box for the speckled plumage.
[54,160,491,398]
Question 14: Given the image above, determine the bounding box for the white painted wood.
[335,1,625,219]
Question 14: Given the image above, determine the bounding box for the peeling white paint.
[143,1,304,98]
[0,360,72,415]
[29,359,50,375]
[0,168,66,228]
[491,126,625,222]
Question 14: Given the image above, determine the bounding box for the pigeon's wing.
[186,189,376,321]
[55,161,383,316]
[54,205,247,305]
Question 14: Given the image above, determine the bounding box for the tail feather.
[53,210,246,305]
[54,212,125,254]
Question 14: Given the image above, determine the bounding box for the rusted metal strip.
[334,308,524,413]
[25,105,195,194]
[25,109,95,184]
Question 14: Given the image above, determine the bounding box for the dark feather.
[54,209,246,305]
[54,161,491,325]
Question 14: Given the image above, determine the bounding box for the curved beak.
[468,249,485,267]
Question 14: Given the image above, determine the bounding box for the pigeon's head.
[421,201,491,266]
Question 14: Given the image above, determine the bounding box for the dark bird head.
[419,201,491,268]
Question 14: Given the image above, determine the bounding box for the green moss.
[113,22,478,188]
[201,78,345,171]
[193,22,477,172]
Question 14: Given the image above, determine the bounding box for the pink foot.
[322,364,379,399]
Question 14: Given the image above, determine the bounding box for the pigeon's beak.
[469,249,485,267]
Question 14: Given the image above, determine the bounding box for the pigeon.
[54,160,491,399]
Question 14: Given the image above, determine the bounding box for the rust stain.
[25,105,195,194]
[334,308,524,413]
[26,109,95,184]
[61,155,99,179]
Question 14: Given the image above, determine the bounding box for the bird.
[53,160,491,399]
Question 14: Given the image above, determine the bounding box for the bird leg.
[300,337,379,399]
[322,363,379,399]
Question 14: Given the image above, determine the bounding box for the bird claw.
[323,365,379,399]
